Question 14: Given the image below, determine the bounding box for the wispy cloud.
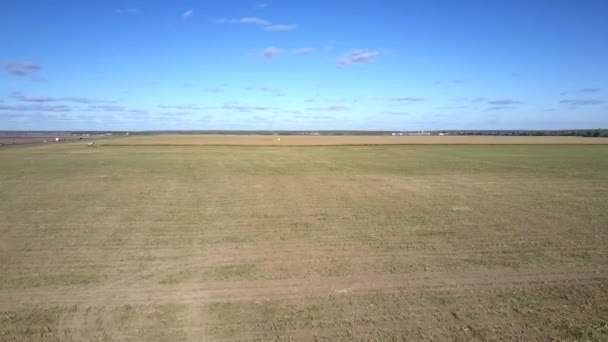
[222,104,272,112]
[11,91,114,104]
[0,104,71,112]
[182,9,193,19]
[293,114,334,119]
[305,106,350,111]
[560,99,606,106]
[127,109,149,115]
[158,104,201,110]
[265,24,295,31]
[487,99,520,105]
[381,111,409,116]
[262,47,282,58]
[260,87,284,96]
[486,106,515,110]
[85,105,126,111]
[254,3,269,9]
[3,62,42,76]
[338,50,379,67]
[217,17,295,32]
[155,111,191,117]
[277,110,301,115]
[436,106,467,110]
[293,48,314,56]
[393,97,426,102]
[114,8,139,14]
[580,87,601,93]
[239,17,269,25]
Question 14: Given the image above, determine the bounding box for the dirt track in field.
[102,134,608,146]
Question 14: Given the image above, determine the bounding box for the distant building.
[407,131,431,136]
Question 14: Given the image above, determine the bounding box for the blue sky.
[1,0,607,131]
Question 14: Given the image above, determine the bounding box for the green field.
[1,141,608,341]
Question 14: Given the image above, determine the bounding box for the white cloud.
[337,50,379,66]
[217,17,295,32]
[240,17,269,25]
[182,9,193,19]
[294,48,314,56]
[265,24,296,31]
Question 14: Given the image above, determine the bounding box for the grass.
[1,140,607,340]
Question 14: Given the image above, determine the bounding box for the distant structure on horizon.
[407,131,431,136]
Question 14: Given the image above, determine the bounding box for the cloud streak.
[486,106,515,111]
[0,104,71,112]
[265,24,296,31]
[293,48,314,56]
[11,92,115,104]
[393,97,426,102]
[3,62,42,76]
[217,17,295,32]
[560,99,606,106]
[305,106,350,111]
[239,17,269,25]
[487,99,520,105]
[262,47,282,58]
[580,88,601,93]
[221,104,272,113]
[85,105,125,112]
[381,111,409,116]
[182,9,193,19]
[158,104,201,110]
[338,50,379,66]
[260,87,284,96]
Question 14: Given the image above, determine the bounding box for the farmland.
[103,134,608,146]
[1,137,608,341]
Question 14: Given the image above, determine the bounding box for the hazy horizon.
[2,0,607,131]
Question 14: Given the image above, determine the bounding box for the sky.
[1,0,607,131]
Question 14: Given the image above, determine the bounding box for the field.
[0,136,72,146]
[1,136,608,341]
[103,134,608,146]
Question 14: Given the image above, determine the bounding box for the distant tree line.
[450,129,608,137]
[4,129,608,137]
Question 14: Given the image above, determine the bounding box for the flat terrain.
[0,136,71,146]
[1,137,608,341]
[103,134,608,146]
